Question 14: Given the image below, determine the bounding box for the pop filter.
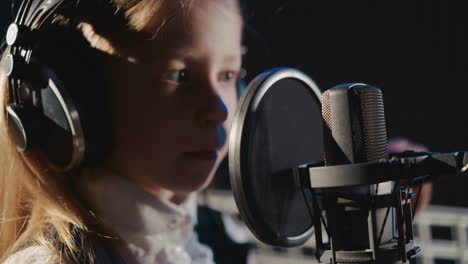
[229,67,322,247]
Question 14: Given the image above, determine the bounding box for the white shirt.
[78,168,215,264]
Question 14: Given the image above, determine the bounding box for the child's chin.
[187,174,214,192]
[168,170,214,193]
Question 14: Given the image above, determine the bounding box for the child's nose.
[197,85,228,127]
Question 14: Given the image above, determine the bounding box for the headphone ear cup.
[34,66,85,171]
[6,104,43,152]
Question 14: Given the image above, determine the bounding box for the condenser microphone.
[298,84,465,263]
[318,84,398,262]
[322,83,388,166]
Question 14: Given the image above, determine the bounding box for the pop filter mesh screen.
[241,78,322,242]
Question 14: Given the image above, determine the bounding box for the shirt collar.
[78,167,198,236]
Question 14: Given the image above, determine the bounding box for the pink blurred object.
[388,137,428,153]
[388,137,432,216]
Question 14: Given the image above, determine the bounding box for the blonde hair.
[0,0,189,263]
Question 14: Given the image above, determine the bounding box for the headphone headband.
[6,0,69,77]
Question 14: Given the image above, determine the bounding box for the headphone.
[2,0,123,172]
[2,0,248,172]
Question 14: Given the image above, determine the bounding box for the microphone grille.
[350,86,388,162]
[322,91,332,126]
[322,90,334,164]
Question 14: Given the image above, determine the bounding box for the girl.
[0,0,244,263]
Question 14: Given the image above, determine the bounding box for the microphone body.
[317,84,403,263]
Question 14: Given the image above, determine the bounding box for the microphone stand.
[294,151,468,264]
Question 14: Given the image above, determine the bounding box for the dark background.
[240,0,467,152]
[1,0,467,205]
[0,2,9,38]
[237,0,468,206]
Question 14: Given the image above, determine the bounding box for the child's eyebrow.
[167,49,242,63]
[222,55,242,63]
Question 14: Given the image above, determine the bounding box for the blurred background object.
[388,137,432,215]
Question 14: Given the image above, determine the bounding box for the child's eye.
[219,71,237,82]
[162,70,189,84]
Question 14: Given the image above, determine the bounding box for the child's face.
[106,0,243,196]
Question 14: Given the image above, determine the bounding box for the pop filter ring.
[229,67,322,247]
